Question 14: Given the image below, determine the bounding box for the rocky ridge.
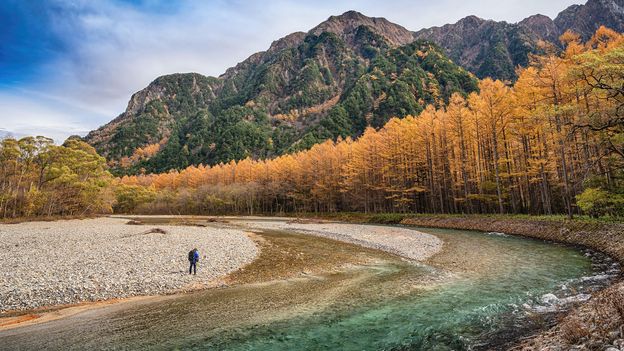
[84,0,624,174]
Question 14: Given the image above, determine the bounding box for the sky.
[0,0,582,143]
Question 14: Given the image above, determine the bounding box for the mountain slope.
[413,0,624,81]
[86,12,477,174]
[414,16,541,81]
[85,0,624,174]
[554,0,624,39]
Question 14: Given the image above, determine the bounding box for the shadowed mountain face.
[555,0,624,39]
[414,0,624,81]
[85,0,623,174]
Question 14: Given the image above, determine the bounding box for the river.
[0,221,618,350]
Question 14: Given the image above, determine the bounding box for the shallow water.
[0,224,618,351]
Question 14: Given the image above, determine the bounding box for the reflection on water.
[0,225,618,351]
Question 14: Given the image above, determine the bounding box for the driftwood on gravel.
[205,218,230,224]
[121,228,168,238]
[179,222,207,227]
[287,218,326,224]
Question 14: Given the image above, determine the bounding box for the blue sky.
[0,0,580,142]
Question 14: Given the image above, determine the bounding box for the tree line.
[117,28,623,218]
[2,28,622,219]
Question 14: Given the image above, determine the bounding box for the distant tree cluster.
[117,28,624,218]
[0,137,113,219]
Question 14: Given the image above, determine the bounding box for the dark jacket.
[189,250,199,263]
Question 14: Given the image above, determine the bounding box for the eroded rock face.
[310,10,416,47]
[555,0,624,40]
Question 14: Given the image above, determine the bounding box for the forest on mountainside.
[85,0,624,175]
[1,28,622,220]
[88,38,477,175]
[114,28,624,218]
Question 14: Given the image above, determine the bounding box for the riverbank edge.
[2,214,622,348]
[296,213,624,350]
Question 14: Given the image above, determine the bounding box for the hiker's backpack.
[188,250,194,262]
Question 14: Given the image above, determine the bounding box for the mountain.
[554,0,624,39]
[86,11,477,174]
[413,0,624,81]
[85,0,624,174]
[414,16,534,81]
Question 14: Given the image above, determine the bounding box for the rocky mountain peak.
[333,10,367,21]
[519,14,559,42]
[125,73,211,116]
[310,11,415,46]
[519,14,553,27]
[455,15,487,29]
[413,15,488,45]
[267,31,307,53]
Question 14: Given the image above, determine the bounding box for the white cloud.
[0,91,106,143]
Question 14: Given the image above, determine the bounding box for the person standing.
[188,248,199,275]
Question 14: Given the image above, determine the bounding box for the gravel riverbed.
[232,220,442,261]
[0,218,258,312]
[0,217,442,313]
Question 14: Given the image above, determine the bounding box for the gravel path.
[0,218,258,312]
[232,220,442,261]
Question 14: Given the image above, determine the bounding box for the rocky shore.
[393,216,624,351]
[0,217,258,312]
[0,217,442,314]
